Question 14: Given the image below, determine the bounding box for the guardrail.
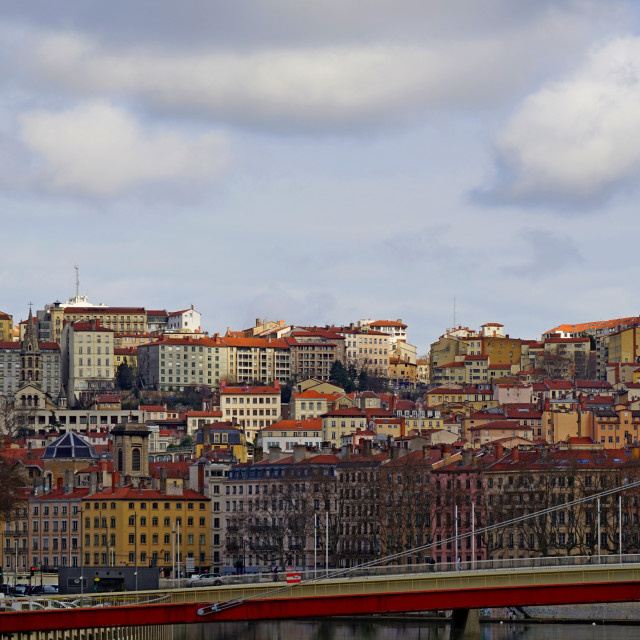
[214,553,640,583]
[3,554,640,612]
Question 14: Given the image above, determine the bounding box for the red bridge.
[2,563,640,633]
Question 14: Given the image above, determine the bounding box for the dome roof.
[42,431,99,460]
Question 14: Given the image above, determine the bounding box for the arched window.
[132,448,141,472]
[28,357,33,368]
[117,449,123,472]
[21,395,26,407]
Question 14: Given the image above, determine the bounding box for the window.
[132,448,141,471]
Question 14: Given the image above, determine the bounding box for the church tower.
[20,307,42,384]
[112,422,150,486]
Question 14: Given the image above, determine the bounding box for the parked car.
[10,584,30,597]
[186,573,224,587]
[28,584,59,596]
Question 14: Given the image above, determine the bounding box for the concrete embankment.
[487,603,640,623]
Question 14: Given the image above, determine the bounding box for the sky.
[2,1,640,354]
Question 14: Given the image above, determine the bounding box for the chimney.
[160,467,168,495]
[112,471,119,492]
[89,471,97,496]
[268,446,283,463]
[197,460,206,495]
[442,444,452,462]
[363,439,372,458]
[64,469,73,495]
[494,443,504,459]
[293,444,308,463]
[512,447,520,462]
[341,445,351,461]
[462,449,473,466]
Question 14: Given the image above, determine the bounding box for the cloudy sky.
[2,1,640,353]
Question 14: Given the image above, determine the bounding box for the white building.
[167,306,201,333]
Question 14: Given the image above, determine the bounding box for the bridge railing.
[181,552,640,587]
[5,553,640,612]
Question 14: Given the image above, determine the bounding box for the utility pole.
[618,495,622,559]
[597,497,601,559]
[177,520,181,583]
[172,524,176,587]
[80,508,84,598]
[325,511,329,577]
[134,514,138,592]
[471,503,475,570]
[454,504,459,566]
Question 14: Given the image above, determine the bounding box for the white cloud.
[483,37,640,205]
[19,101,228,196]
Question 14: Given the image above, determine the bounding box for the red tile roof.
[221,385,280,395]
[260,418,322,432]
[86,486,207,501]
[369,320,407,328]
[470,420,533,431]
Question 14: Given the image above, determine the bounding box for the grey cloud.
[1,1,616,49]
[0,1,628,135]
[507,229,583,279]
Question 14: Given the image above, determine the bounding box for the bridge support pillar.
[451,608,481,639]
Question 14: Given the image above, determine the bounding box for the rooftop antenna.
[74,265,79,298]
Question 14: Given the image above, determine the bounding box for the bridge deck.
[2,564,640,633]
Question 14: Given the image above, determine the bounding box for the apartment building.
[137,335,228,391]
[220,383,282,444]
[61,320,115,407]
[63,307,148,335]
[222,336,291,384]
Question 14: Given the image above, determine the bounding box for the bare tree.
[0,396,37,437]
[0,439,26,520]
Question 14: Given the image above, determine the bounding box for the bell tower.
[111,422,150,486]
[20,307,42,384]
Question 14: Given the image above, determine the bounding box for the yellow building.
[404,415,444,431]
[481,336,522,366]
[541,409,594,443]
[83,486,210,572]
[0,310,13,342]
[290,389,351,420]
[425,386,495,411]
[608,327,640,365]
[373,417,405,440]
[64,307,148,335]
[321,407,367,447]
[416,359,430,385]
[195,422,249,463]
[388,356,417,387]
[114,347,138,376]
